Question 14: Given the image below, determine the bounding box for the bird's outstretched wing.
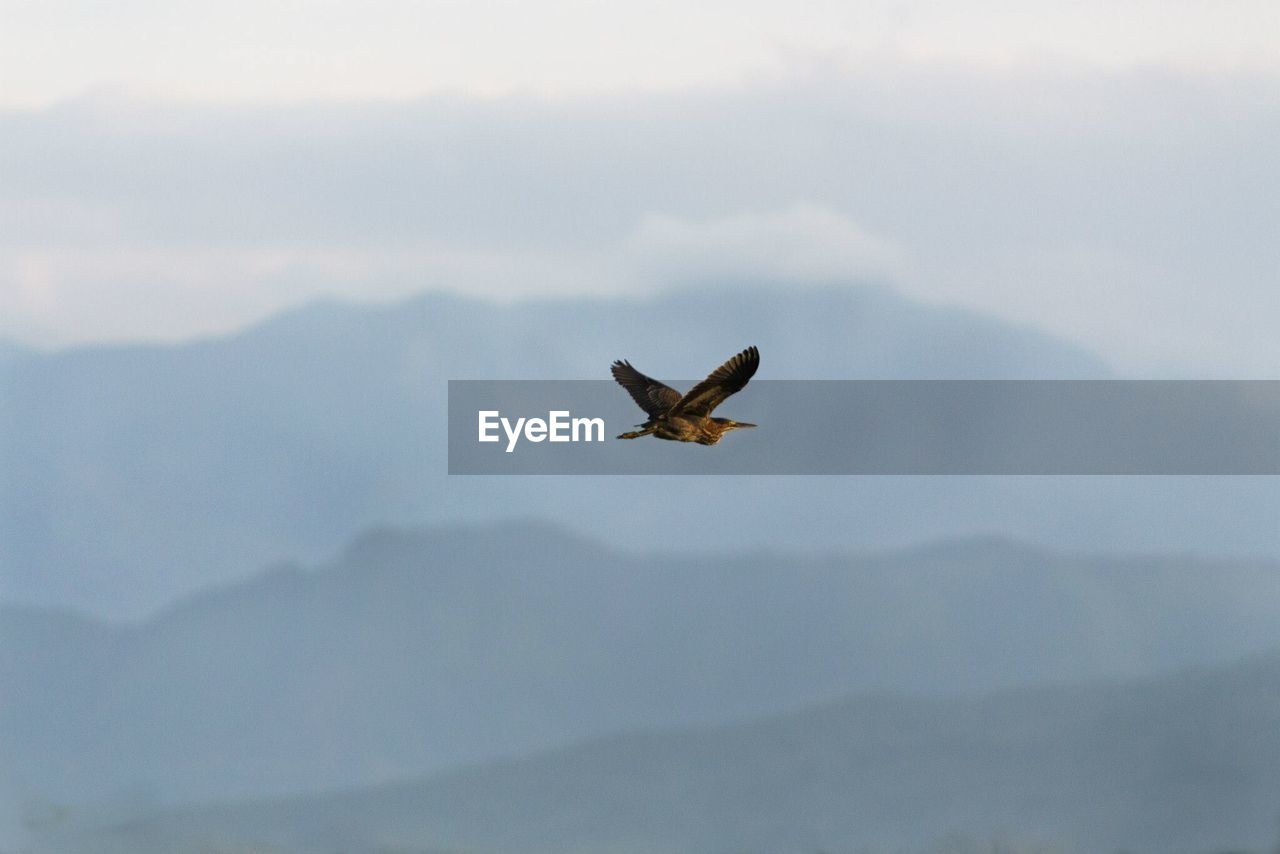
[672,346,759,417]
[611,360,683,417]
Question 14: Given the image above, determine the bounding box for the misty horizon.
[4,4,1278,850]
[3,62,1278,377]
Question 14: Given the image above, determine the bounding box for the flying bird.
[611,346,759,445]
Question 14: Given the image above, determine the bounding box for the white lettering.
[549,410,571,442]
[478,411,500,442]
[573,416,605,442]
[479,410,605,452]
[502,416,526,453]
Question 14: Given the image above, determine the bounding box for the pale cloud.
[901,244,1280,379]
[0,66,1276,376]
[1,247,350,346]
[628,205,902,286]
[0,244,619,347]
[0,206,899,346]
[1,1,1278,107]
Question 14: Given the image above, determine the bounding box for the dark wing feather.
[672,346,759,417]
[611,360,683,417]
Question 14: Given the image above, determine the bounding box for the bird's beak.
[734,421,757,429]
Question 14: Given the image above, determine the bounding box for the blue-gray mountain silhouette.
[26,647,1280,853]
[6,523,1280,813]
[5,285,1276,619]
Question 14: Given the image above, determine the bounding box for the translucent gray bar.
[448,380,1280,475]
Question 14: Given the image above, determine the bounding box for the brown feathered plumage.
[611,346,759,445]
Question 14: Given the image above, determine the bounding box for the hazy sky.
[1,1,1278,376]
[3,1,1279,106]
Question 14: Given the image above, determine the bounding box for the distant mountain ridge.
[6,522,1280,813]
[4,283,1277,620]
[0,282,1120,618]
[29,647,1280,854]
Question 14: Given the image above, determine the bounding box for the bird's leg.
[617,424,657,440]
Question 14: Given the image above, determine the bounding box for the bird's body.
[611,346,759,445]
[635,414,745,445]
